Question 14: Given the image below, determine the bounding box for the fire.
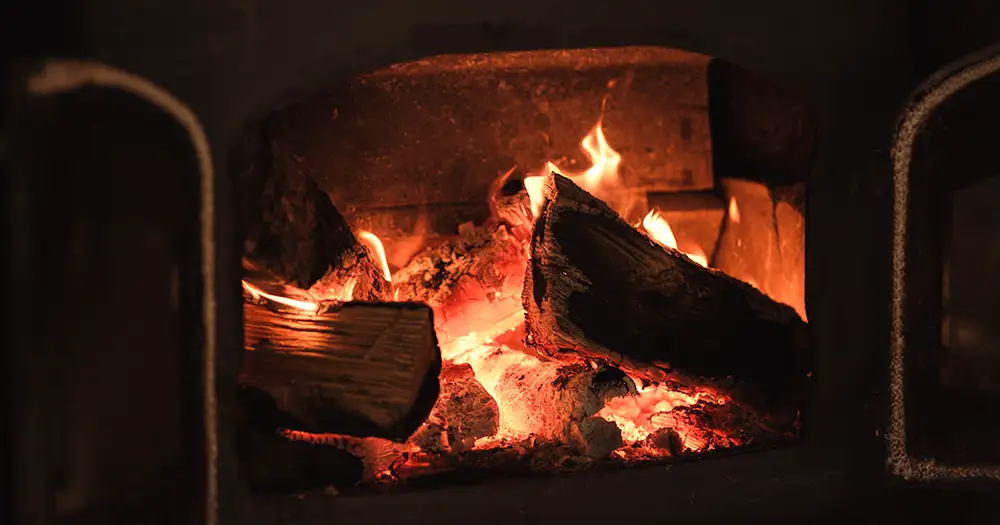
[524,121,628,218]
[641,209,709,267]
[242,280,319,312]
[524,121,708,269]
[262,111,805,481]
[357,230,392,282]
[598,380,704,442]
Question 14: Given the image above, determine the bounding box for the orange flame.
[728,197,740,223]
[641,209,709,267]
[524,121,628,218]
[357,230,392,282]
[242,280,319,312]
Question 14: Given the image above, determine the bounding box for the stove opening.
[231,47,815,494]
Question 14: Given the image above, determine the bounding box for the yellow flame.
[524,121,622,218]
[357,230,392,282]
[641,209,709,268]
[242,280,319,312]
[642,209,678,250]
[728,197,740,223]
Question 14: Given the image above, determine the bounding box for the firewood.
[492,361,636,456]
[241,299,442,441]
[523,174,810,419]
[279,430,418,482]
[713,179,806,319]
[236,426,364,493]
[645,190,725,264]
[240,126,389,299]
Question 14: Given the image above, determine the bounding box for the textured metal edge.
[889,46,1000,482]
[27,61,219,522]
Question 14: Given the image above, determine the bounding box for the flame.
[641,209,709,267]
[253,111,805,479]
[642,209,678,250]
[728,197,740,223]
[524,121,626,218]
[242,280,319,312]
[357,230,392,282]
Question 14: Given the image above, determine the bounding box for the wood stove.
[6,1,1000,524]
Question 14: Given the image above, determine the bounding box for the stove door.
[6,62,210,524]
[890,43,1000,481]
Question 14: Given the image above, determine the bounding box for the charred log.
[280,430,418,483]
[236,427,363,493]
[411,363,500,454]
[240,123,388,299]
[236,385,363,492]
[492,361,635,458]
[523,174,810,418]
[241,299,442,441]
[392,224,527,346]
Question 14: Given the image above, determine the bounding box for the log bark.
[241,299,442,441]
[523,174,810,417]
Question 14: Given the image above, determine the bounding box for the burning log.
[411,363,500,453]
[237,425,365,493]
[240,127,389,299]
[492,362,635,458]
[523,174,810,419]
[241,300,442,441]
[236,385,364,492]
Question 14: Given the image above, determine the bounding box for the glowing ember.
[265,112,806,483]
[357,230,393,282]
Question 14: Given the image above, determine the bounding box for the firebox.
[7,1,1000,524]
[232,46,814,493]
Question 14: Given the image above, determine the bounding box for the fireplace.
[233,47,814,493]
[7,1,1000,524]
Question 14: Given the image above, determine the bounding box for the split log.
[411,363,500,454]
[713,179,806,319]
[239,124,388,299]
[523,174,810,418]
[241,299,442,441]
[236,385,364,492]
[280,430,418,482]
[773,184,807,320]
[236,429,364,493]
[492,361,635,457]
[648,399,779,451]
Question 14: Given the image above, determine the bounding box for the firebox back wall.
[266,48,713,235]
[261,47,814,243]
